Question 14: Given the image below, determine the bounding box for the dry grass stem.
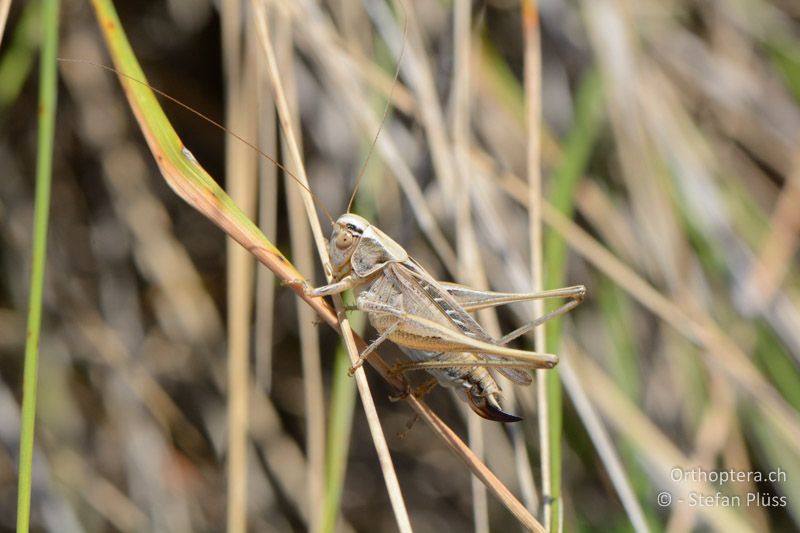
[0,0,10,47]
[273,15,326,531]
[221,3,258,531]
[254,46,279,393]
[521,1,552,528]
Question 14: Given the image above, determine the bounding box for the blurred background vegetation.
[1,0,800,531]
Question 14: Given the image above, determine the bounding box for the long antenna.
[345,1,408,214]
[57,57,336,226]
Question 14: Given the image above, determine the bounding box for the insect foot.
[281,278,308,291]
[388,383,412,402]
[576,285,588,303]
[388,378,437,403]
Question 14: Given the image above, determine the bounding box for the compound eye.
[335,231,353,249]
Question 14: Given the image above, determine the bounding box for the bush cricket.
[291,213,585,422]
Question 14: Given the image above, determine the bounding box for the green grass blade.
[543,68,603,305]
[16,0,59,531]
[766,37,800,103]
[596,279,661,530]
[322,322,360,533]
[542,68,603,530]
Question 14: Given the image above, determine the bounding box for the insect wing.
[395,261,537,382]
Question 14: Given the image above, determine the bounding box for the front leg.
[284,274,360,298]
